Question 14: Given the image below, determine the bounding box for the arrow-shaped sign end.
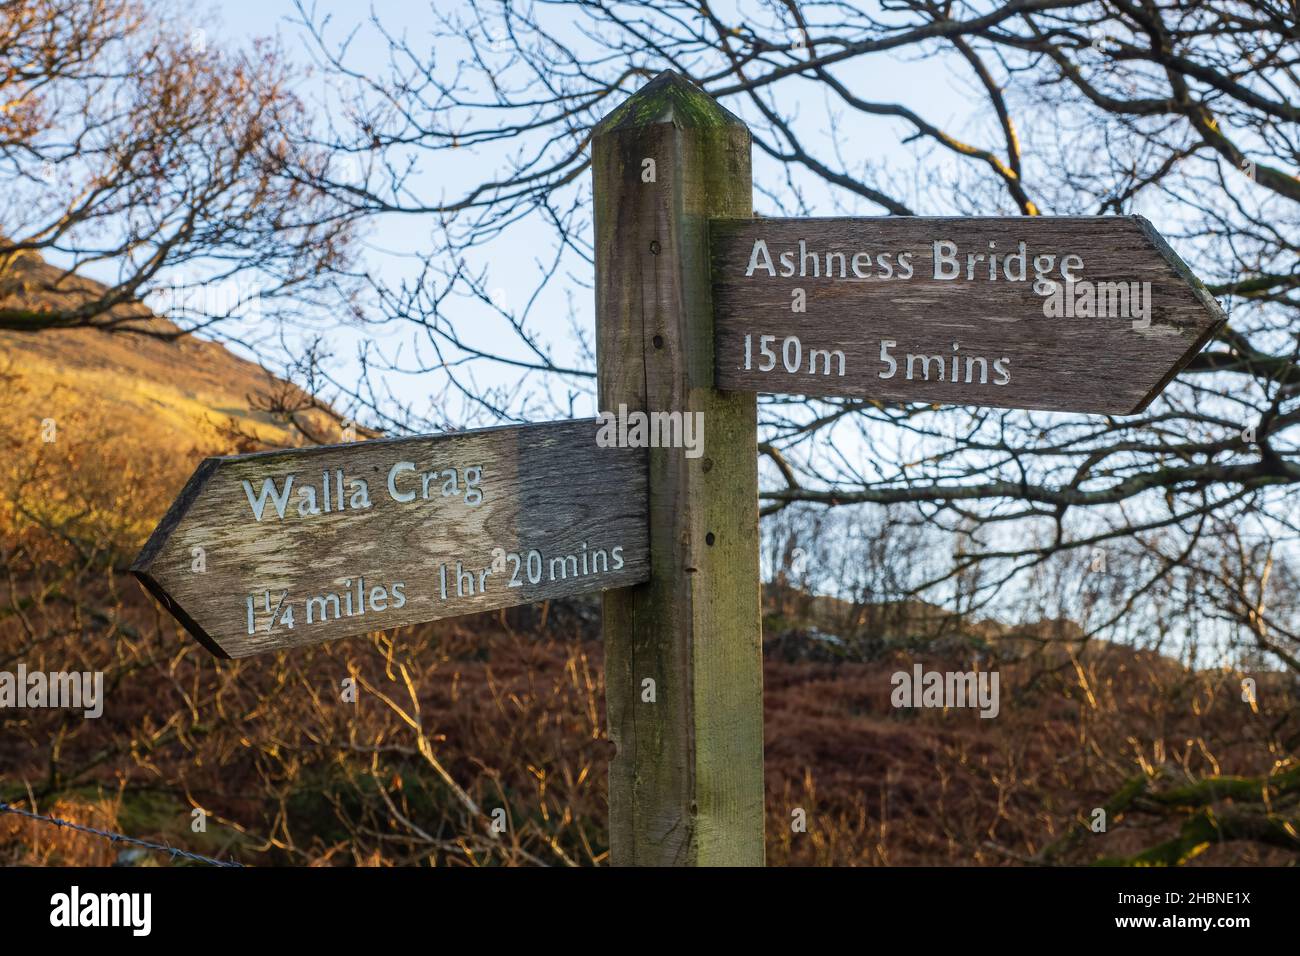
[1122,215,1229,415]
[131,457,232,659]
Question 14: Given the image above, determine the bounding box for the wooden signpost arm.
[593,71,765,865]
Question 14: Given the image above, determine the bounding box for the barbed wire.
[0,801,244,868]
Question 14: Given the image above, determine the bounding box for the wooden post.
[593,71,764,865]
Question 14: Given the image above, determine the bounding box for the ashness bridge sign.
[711,216,1225,414]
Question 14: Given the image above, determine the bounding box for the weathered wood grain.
[132,419,648,658]
[711,216,1226,414]
[594,71,766,865]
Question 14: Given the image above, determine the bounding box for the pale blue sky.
[200,1,979,427]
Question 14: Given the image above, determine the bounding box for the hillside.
[0,271,1295,867]
[0,251,337,458]
[0,254,340,559]
[1,322,314,454]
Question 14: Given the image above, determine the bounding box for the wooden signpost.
[135,70,1228,867]
[132,419,647,658]
[711,217,1226,414]
[592,71,764,867]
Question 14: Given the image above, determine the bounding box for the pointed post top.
[593,70,747,136]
